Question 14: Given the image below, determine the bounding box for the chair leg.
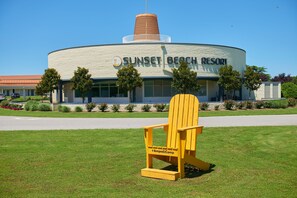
[178,157,185,178]
[146,154,153,168]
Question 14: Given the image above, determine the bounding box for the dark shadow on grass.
[162,164,216,178]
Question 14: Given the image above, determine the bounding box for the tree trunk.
[50,92,53,103]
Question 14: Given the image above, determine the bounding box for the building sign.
[113,56,227,67]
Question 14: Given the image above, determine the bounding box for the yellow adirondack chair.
[141,94,212,180]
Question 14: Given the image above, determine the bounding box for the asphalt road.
[0,115,296,131]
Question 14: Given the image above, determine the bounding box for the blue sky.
[0,0,296,77]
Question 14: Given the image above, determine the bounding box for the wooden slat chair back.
[167,94,199,153]
[141,94,212,180]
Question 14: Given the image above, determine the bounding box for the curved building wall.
[49,43,246,79]
[48,43,246,103]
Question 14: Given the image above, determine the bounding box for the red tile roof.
[0,75,42,87]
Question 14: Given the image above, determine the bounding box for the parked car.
[11,93,20,99]
[0,93,6,101]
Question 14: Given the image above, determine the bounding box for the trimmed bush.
[282,82,297,99]
[153,104,166,112]
[98,103,108,112]
[224,100,236,110]
[75,106,83,112]
[164,104,170,112]
[255,101,264,109]
[245,101,254,109]
[61,106,71,112]
[214,105,220,111]
[125,104,136,112]
[38,103,52,111]
[111,104,120,112]
[0,100,9,107]
[58,105,63,112]
[263,100,288,109]
[141,104,152,112]
[288,98,297,107]
[24,100,39,111]
[200,102,209,111]
[236,102,245,110]
[86,102,96,112]
[263,101,272,108]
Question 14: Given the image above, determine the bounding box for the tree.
[171,61,200,94]
[292,76,297,85]
[36,68,61,103]
[71,67,93,103]
[244,66,262,98]
[218,65,241,99]
[281,82,297,99]
[248,65,271,81]
[272,73,292,83]
[116,64,143,102]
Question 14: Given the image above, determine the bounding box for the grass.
[0,107,297,118]
[1,126,296,197]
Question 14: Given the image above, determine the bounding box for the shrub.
[153,104,166,112]
[288,98,297,107]
[236,102,245,110]
[270,100,288,109]
[24,100,39,111]
[86,102,96,112]
[61,106,71,112]
[125,104,136,112]
[263,101,272,108]
[111,104,120,112]
[58,105,63,112]
[282,82,297,98]
[245,101,254,109]
[75,106,83,112]
[200,102,209,111]
[38,103,52,111]
[141,104,152,112]
[98,103,108,112]
[224,100,236,110]
[255,101,264,109]
[264,100,288,109]
[164,104,170,112]
[214,105,220,111]
[0,100,9,107]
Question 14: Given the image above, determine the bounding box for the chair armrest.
[178,125,204,134]
[144,123,169,130]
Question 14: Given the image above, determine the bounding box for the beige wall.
[48,43,246,80]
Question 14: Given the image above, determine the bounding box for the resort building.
[48,13,280,103]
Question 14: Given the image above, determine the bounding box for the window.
[77,81,128,98]
[197,80,207,96]
[144,79,173,97]
[92,87,100,97]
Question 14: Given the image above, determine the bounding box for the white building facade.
[48,42,247,104]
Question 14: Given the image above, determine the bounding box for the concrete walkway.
[0,115,296,131]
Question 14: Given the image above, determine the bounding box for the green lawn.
[1,126,296,197]
[1,107,297,118]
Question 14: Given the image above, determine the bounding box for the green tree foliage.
[291,76,297,85]
[218,65,241,99]
[244,66,262,97]
[281,82,297,99]
[36,68,61,103]
[71,67,93,103]
[248,65,271,81]
[172,61,200,94]
[116,64,143,102]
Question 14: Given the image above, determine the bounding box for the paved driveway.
[0,115,296,131]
